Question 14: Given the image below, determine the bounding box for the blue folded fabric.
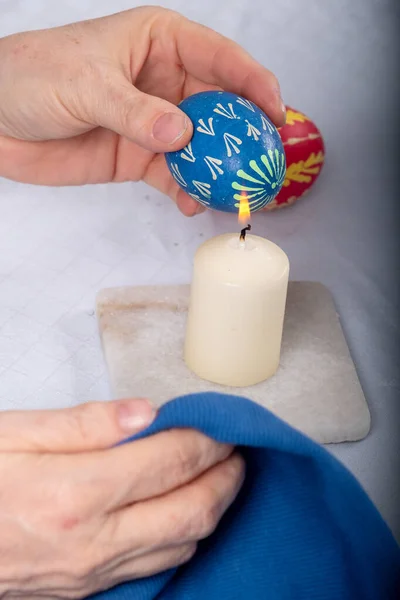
[90,392,400,600]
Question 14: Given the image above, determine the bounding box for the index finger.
[69,428,233,514]
[174,18,285,126]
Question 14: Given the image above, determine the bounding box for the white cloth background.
[0,0,399,539]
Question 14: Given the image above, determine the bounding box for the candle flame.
[238,192,251,225]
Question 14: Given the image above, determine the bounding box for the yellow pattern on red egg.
[282,151,324,188]
[284,109,311,127]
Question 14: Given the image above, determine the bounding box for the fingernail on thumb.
[117,399,156,433]
[152,112,188,144]
[281,101,286,124]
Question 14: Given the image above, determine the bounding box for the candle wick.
[239,224,251,241]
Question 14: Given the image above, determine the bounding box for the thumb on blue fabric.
[0,398,156,453]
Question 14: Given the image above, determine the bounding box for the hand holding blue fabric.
[0,398,243,598]
[91,393,400,600]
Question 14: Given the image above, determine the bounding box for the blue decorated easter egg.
[165,91,286,213]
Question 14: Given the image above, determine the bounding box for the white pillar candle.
[184,233,289,387]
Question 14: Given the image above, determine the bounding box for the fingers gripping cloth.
[89,393,400,600]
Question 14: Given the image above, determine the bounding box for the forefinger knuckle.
[172,434,204,480]
[176,542,198,566]
[189,487,223,540]
[172,432,231,481]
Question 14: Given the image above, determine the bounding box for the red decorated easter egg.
[263,107,325,210]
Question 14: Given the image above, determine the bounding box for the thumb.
[86,78,193,152]
[0,398,156,453]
